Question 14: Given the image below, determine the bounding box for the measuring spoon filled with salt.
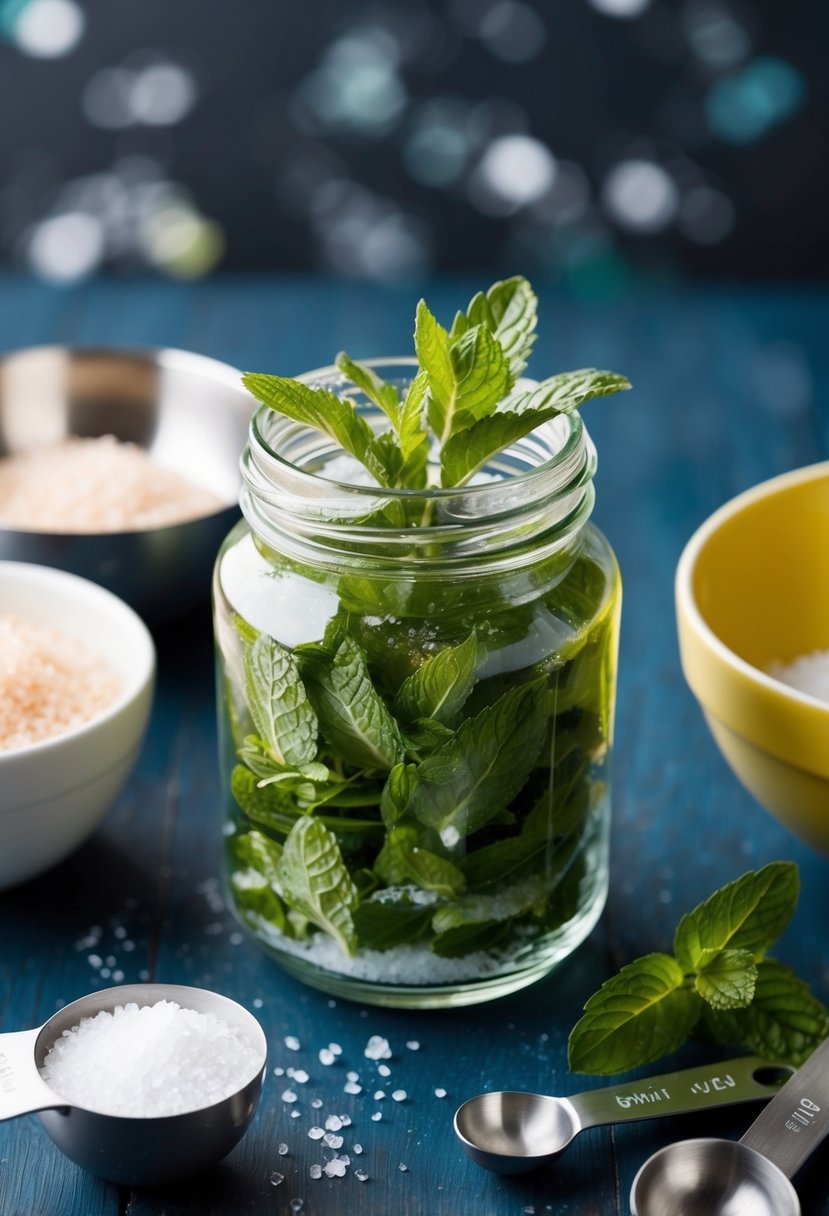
[0,983,267,1186]
[454,1055,793,1174]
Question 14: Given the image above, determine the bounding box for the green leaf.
[380,763,418,828]
[353,898,434,951]
[242,633,319,768]
[568,953,702,1074]
[674,861,800,972]
[277,816,358,956]
[411,680,546,837]
[502,369,631,415]
[401,717,455,756]
[398,368,429,461]
[242,372,393,486]
[231,764,299,834]
[461,833,548,890]
[335,351,400,426]
[306,637,405,772]
[375,826,466,898]
[701,959,829,1067]
[394,633,479,725]
[695,948,758,1010]
[450,277,538,379]
[231,828,283,884]
[440,408,560,486]
[431,919,510,958]
[415,301,512,440]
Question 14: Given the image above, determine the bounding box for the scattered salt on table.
[40,999,260,1117]
[769,650,829,703]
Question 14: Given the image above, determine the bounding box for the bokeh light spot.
[130,63,197,126]
[83,67,135,130]
[682,0,751,70]
[479,2,547,64]
[602,159,678,232]
[706,57,806,144]
[294,31,408,136]
[141,205,224,278]
[12,0,83,57]
[471,135,556,215]
[679,185,735,243]
[586,0,650,19]
[26,212,103,282]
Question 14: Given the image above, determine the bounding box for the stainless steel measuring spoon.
[0,982,267,1186]
[454,1055,793,1174]
[630,1035,829,1215]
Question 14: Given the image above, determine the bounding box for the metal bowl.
[0,346,252,625]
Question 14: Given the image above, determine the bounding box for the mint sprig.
[242,276,631,494]
[568,862,829,1073]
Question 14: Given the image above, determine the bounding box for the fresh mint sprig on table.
[242,276,631,493]
[568,861,829,1074]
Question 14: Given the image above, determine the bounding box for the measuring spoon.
[454,1055,792,1174]
[0,982,267,1186]
[630,1035,829,1215]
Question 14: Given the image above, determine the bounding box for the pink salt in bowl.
[0,561,155,889]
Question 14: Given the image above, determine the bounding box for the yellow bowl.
[676,462,829,854]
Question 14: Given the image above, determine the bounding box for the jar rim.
[248,356,588,503]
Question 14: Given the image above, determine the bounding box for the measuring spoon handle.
[0,1028,61,1120]
[567,1055,789,1131]
[740,1036,829,1179]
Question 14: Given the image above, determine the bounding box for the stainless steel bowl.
[0,346,252,625]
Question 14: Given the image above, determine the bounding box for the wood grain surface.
[0,274,827,1216]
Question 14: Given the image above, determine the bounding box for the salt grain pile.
[41,1000,261,1117]
[0,614,121,752]
[0,436,223,532]
[768,650,829,704]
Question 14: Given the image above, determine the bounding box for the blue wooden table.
[1,273,828,1216]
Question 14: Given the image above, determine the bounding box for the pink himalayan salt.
[0,614,121,752]
[0,436,223,533]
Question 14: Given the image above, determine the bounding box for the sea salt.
[324,1157,347,1178]
[769,650,829,703]
[0,614,121,752]
[344,1081,362,1095]
[282,1089,297,1103]
[434,1088,447,1098]
[308,1127,325,1140]
[290,1200,303,1213]
[353,1143,363,1155]
[399,1162,409,1172]
[377,1063,391,1077]
[325,1115,343,1131]
[278,1143,289,1156]
[40,1000,260,1118]
[392,1089,407,1102]
[323,1133,344,1149]
[319,1048,336,1066]
[284,1035,301,1051]
[406,1040,420,1051]
[355,1169,369,1182]
[364,1035,392,1060]
[371,1111,382,1121]
[309,1164,322,1180]
[373,1090,385,1100]
[0,436,223,532]
[270,1172,284,1187]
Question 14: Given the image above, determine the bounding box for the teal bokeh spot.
[0,0,31,39]
[707,56,807,145]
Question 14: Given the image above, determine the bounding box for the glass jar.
[213,359,621,1009]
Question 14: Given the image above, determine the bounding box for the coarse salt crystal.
[284,1035,301,1051]
[377,1063,391,1077]
[373,1090,385,1100]
[319,1048,335,1066]
[323,1158,347,1178]
[270,1172,284,1186]
[323,1133,343,1149]
[281,1089,298,1103]
[406,1040,420,1051]
[344,1081,362,1095]
[371,1111,382,1122]
[355,1168,369,1182]
[364,1035,391,1060]
[40,1000,260,1118]
[0,615,121,752]
[324,1115,343,1131]
[434,1088,447,1098]
[278,1143,289,1156]
[769,650,829,703]
[392,1089,407,1102]
[309,1164,322,1180]
[399,1162,409,1172]
[353,1143,363,1155]
[0,437,223,533]
[308,1127,325,1140]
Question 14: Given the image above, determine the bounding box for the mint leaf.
[568,954,702,1074]
[432,919,510,958]
[277,817,358,956]
[398,368,429,460]
[415,301,512,441]
[502,369,632,415]
[242,372,393,486]
[702,959,829,1066]
[243,633,319,768]
[394,633,478,725]
[674,861,800,972]
[353,898,434,951]
[440,408,559,486]
[461,833,548,889]
[401,717,455,756]
[695,947,758,1010]
[306,637,404,772]
[411,680,546,838]
[375,825,466,898]
[232,764,299,835]
[380,762,418,828]
[335,351,400,426]
[232,828,283,884]
[450,277,538,379]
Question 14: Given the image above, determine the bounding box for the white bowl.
[0,561,155,888]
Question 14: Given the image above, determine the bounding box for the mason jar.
[213,358,621,1009]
